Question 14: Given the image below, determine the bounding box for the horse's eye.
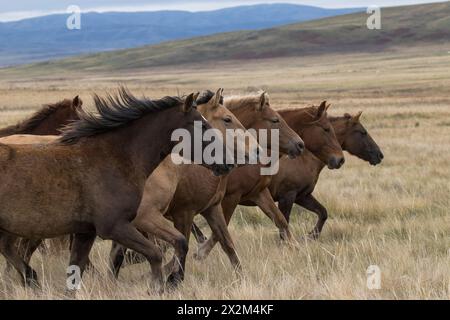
[271,118,280,124]
[324,127,331,133]
[223,117,232,123]
[360,131,367,135]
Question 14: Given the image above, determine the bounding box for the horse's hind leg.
[0,233,40,288]
[296,194,328,239]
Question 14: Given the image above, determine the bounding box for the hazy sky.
[0,0,445,22]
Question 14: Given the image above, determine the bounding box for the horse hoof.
[26,278,41,290]
[166,273,183,288]
[306,233,320,241]
[193,250,207,261]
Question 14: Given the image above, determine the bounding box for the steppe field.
[0,47,449,299]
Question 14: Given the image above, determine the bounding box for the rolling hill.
[0,4,362,67]
[3,1,450,75]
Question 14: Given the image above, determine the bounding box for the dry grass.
[0,49,449,300]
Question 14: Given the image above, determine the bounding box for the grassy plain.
[0,48,449,299]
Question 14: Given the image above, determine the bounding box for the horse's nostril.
[339,157,345,167]
[379,151,384,160]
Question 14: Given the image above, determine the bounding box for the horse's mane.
[328,114,352,123]
[279,105,327,125]
[0,99,73,137]
[196,90,223,105]
[224,92,268,111]
[59,87,183,144]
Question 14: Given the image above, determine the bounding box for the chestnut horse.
[111,91,305,281]
[0,88,231,292]
[269,112,384,238]
[194,102,345,260]
[0,96,82,269]
[0,96,82,137]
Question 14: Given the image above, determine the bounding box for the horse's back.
[0,134,58,145]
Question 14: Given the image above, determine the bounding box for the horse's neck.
[279,109,314,135]
[83,115,175,182]
[304,149,326,175]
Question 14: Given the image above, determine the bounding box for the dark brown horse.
[194,102,345,260]
[269,112,383,238]
[0,96,82,137]
[0,88,231,292]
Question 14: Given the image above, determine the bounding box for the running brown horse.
[0,96,82,270]
[0,96,82,137]
[110,91,305,282]
[269,112,384,239]
[0,88,231,292]
[194,101,345,260]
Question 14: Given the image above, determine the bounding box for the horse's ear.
[182,93,196,113]
[213,88,224,107]
[72,96,83,109]
[257,91,267,111]
[193,92,200,102]
[352,111,363,123]
[317,101,327,118]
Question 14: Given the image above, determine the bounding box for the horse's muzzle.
[212,163,235,176]
[328,155,345,169]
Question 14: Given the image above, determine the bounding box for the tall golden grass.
[0,49,449,299]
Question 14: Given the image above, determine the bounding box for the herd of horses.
[0,87,383,295]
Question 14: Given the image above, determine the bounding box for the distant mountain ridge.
[0,4,363,67]
[5,1,449,76]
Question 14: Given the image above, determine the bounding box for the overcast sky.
[0,0,445,22]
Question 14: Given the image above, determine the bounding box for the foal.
[0,88,230,292]
[270,112,384,238]
[194,102,345,260]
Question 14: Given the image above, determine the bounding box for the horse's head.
[244,91,304,158]
[283,102,345,169]
[55,96,83,125]
[178,92,234,176]
[332,112,383,166]
[24,96,82,135]
[197,89,259,165]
